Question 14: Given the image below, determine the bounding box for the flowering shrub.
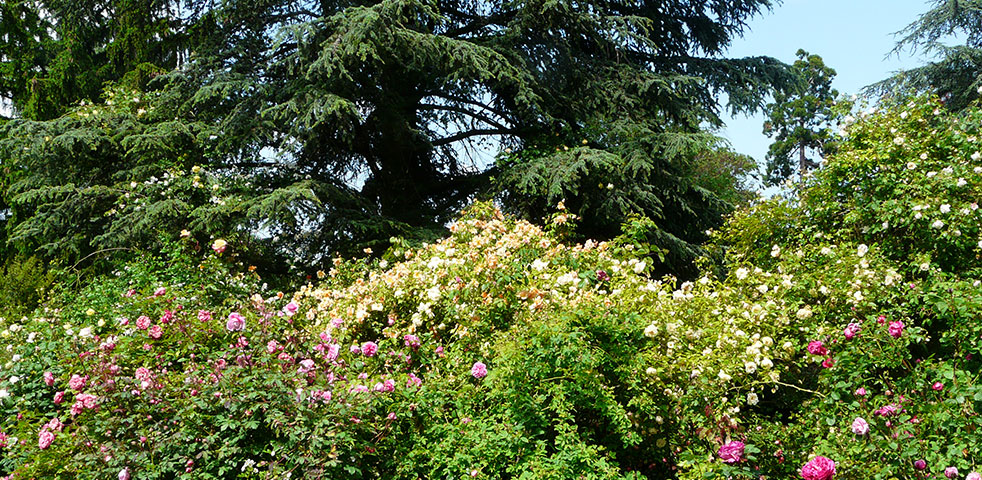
[4,94,982,479]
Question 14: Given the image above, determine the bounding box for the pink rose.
[843,323,860,339]
[471,361,488,379]
[283,302,299,317]
[43,371,55,387]
[914,459,927,470]
[966,472,981,480]
[197,310,212,322]
[119,468,131,480]
[362,341,378,357]
[875,403,901,417]
[135,315,151,330]
[944,466,958,479]
[888,321,904,338]
[68,374,87,392]
[717,441,745,464]
[850,417,869,435]
[821,358,835,369]
[38,430,55,450]
[148,325,163,339]
[53,391,65,404]
[153,287,167,297]
[855,387,867,397]
[807,341,828,356]
[225,312,245,332]
[800,456,836,480]
[933,382,944,391]
[135,367,152,382]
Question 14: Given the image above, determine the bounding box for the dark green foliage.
[0,0,189,120]
[871,0,982,111]
[0,255,57,316]
[1,0,794,278]
[762,50,839,186]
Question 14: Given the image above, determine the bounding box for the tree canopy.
[761,50,839,186]
[872,0,982,111]
[1,0,792,275]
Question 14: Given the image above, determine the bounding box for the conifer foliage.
[0,0,791,271]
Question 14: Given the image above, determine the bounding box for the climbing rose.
[212,239,227,254]
[471,362,488,379]
[226,312,245,332]
[68,374,87,392]
[807,341,828,356]
[717,441,745,463]
[843,323,860,339]
[888,321,904,338]
[800,456,836,480]
[361,342,378,357]
[38,430,55,450]
[850,417,869,435]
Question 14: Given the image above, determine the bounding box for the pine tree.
[871,0,982,111]
[762,50,839,186]
[2,0,795,273]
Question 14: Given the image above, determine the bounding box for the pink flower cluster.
[70,393,99,415]
[37,417,64,450]
[68,374,88,392]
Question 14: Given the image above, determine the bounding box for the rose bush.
[3,94,982,479]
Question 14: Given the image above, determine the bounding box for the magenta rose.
[914,459,927,470]
[888,321,904,338]
[807,341,828,356]
[717,441,745,464]
[800,456,836,480]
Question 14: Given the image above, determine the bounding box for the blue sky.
[720,0,938,179]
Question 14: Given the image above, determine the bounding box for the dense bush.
[3,94,982,479]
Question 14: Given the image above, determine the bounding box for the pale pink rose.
[119,467,131,480]
[148,325,163,339]
[471,362,488,379]
[850,417,869,435]
[53,391,65,404]
[43,371,55,387]
[225,312,245,331]
[38,430,55,450]
[68,374,87,392]
[944,466,958,479]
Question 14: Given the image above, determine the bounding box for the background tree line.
[0,0,976,305]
